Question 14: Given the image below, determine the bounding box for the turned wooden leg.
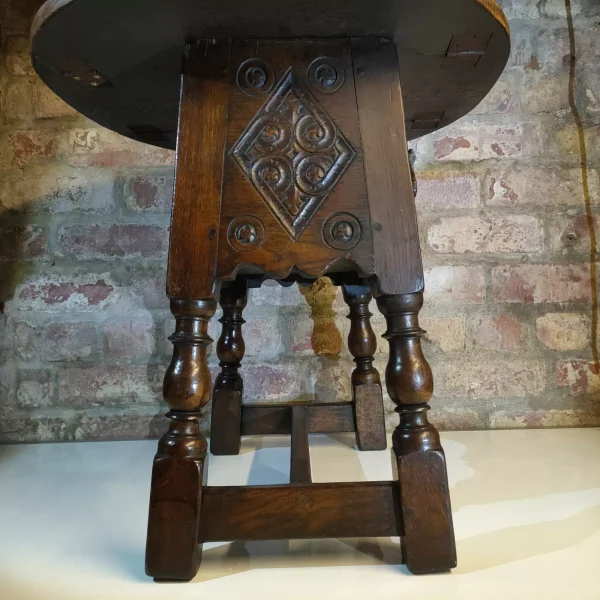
[377,292,456,574]
[145,298,217,581]
[342,284,386,451]
[210,279,248,456]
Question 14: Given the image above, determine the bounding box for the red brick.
[472,314,527,351]
[6,130,56,167]
[0,225,46,260]
[479,125,527,160]
[0,167,115,213]
[554,359,600,396]
[442,361,545,399]
[425,266,486,304]
[485,167,599,207]
[242,364,302,402]
[59,224,168,260]
[427,215,543,254]
[430,124,528,162]
[63,128,174,168]
[16,321,98,361]
[536,313,590,351]
[103,318,156,359]
[123,174,174,213]
[492,264,591,304]
[15,273,118,311]
[415,171,479,212]
[433,135,478,161]
[129,270,169,310]
[58,365,162,407]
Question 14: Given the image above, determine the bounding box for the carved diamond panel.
[232,67,356,241]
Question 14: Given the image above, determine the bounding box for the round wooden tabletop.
[31,0,509,149]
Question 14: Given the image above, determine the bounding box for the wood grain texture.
[290,406,312,483]
[354,384,387,452]
[217,39,375,281]
[199,482,401,542]
[167,40,230,298]
[32,0,510,148]
[240,403,356,436]
[164,299,217,412]
[376,293,433,407]
[353,39,424,296]
[343,284,386,450]
[394,449,457,573]
[146,414,207,581]
[210,280,248,456]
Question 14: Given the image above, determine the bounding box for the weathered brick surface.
[13,273,119,312]
[103,318,156,360]
[1,0,599,441]
[492,264,592,303]
[471,314,527,352]
[122,173,174,213]
[536,313,590,350]
[58,224,168,260]
[427,215,543,254]
[425,266,486,304]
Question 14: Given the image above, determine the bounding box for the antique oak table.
[31,0,510,582]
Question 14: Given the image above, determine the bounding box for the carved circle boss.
[323,213,362,250]
[308,57,345,93]
[227,216,266,252]
[237,58,275,96]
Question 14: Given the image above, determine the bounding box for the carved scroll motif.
[232,67,355,241]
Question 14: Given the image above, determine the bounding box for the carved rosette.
[232,67,355,241]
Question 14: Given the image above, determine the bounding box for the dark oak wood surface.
[31,0,509,149]
[166,41,229,299]
[210,280,248,456]
[342,284,386,450]
[290,406,312,484]
[353,39,424,296]
[200,482,401,542]
[241,403,356,436]
[217,39,375,281]
[28,0,494,578]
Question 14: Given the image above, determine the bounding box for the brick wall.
[0,0,599,443]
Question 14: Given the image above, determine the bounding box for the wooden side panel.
[199,482,401,542]
[167,40,231,298]
[352,38,424,296]
[217,38,375,281]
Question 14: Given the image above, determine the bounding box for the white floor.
[1,428,599,599]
